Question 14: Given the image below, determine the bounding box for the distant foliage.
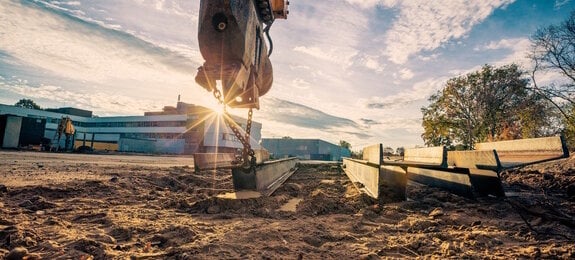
[396,147,405,156]
[339,140,351,150]
[421,64,553,150]
[14,99,41,110]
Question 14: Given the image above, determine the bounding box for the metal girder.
[232,157,297,196]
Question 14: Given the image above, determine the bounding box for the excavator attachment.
[193,1,292,196]
[195,0,288,109]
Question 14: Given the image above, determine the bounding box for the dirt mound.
[297,189,359,216]
[1,152,574,259]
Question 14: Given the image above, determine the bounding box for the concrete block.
[475,136,569,168]
[362,143,383,166]
[447,150,501,171]
[343,158,380,198]
[194,153,236,170]
[404,146,447,166]
[232,158,298,196]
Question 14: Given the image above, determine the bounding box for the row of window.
[121,133,185,139]
[47,118,187,128]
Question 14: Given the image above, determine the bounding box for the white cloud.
[377,0,515,64]
[0,82,160,116]
[364,77,447,109]
[477,38,532,66]
[293,46,357,68]
[345,0,399,8]
[398,68,414,80]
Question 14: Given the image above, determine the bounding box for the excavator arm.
[195,0,288,109]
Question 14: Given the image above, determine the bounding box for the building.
[0,102,262,154]
[262,138,351,161]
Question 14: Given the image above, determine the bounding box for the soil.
[0,151,574,259]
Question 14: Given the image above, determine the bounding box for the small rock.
[110,176,119,183]
[207,205,221,214]
[88,233,117,244]
[567,184,575,198]
[429,208,444,218]
[5,247,28,260]
[24,253,41,260]
[360,253,380,260]
[440,241,452,256]
[526,246,541,258]
[531,217,543,226]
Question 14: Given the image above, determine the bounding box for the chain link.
[212,88,256,171]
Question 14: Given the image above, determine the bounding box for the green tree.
[14,99,41,110]
[339,140,351,150]
[421,64,551,149]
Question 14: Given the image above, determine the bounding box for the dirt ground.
[0,151,574,259]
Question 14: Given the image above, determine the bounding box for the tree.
[383,146,394,156]
[396,147,405,156]
[14,99,41,110]
[530,11,575,148]
[339,140,351,150]
[421,64,552,149]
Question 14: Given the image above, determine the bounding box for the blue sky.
[0,0,574,150]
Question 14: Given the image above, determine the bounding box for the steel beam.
[231,157,298,196]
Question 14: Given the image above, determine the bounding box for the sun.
[213,104,226,115]
[205,98,226,116]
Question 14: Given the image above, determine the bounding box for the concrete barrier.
[401,146,447,167]
[362,143,383,165]
[194,149,270,171]
[342,158,381,198]
[447,150,501,172]
[194,153,236,170]
[475,136,569,168]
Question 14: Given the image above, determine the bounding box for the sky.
[1,0,574,151]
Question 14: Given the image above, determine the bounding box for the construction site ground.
[0,151,574,259]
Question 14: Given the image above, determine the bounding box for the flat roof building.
[0,102,262,154]
[262,138,351,161]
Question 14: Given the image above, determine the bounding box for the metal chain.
[212,88,256,170]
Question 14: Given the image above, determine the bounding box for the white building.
[0,102,262,154]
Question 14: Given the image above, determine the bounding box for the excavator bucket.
[195,0,288,109]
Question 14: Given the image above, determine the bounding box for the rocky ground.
[0,151,574,259]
